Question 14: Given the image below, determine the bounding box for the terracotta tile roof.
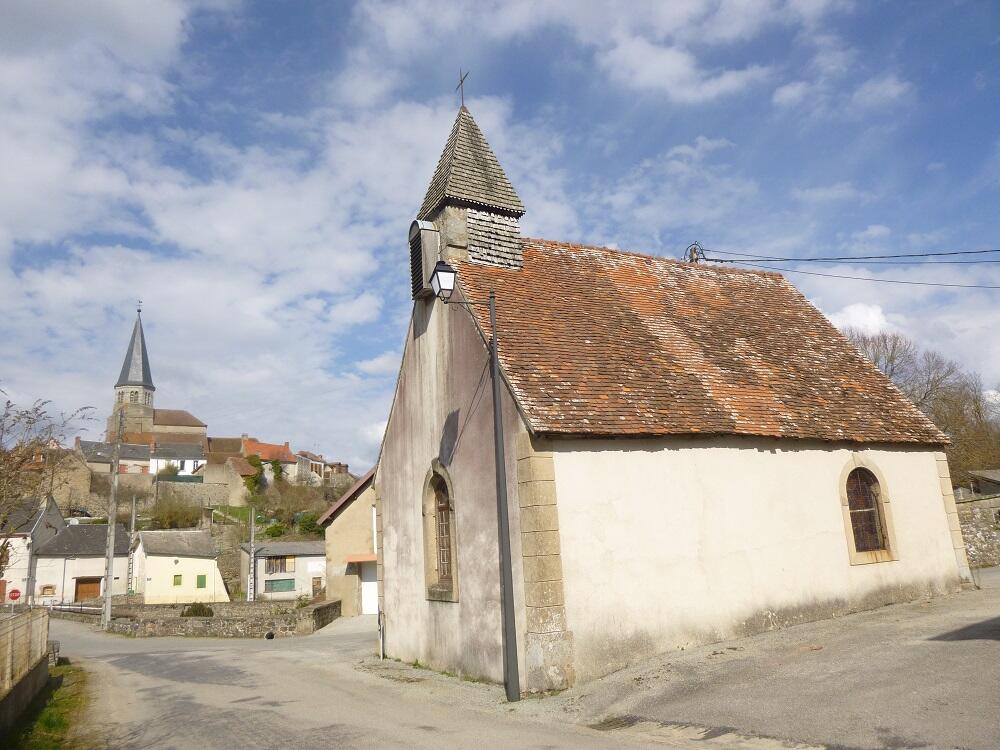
[242,438,296,463]
[455,239,945,445]
[153,409,206,428]
[226,456,257,477]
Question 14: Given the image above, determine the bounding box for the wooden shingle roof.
[418,107,524,220]
[456,239,945,445]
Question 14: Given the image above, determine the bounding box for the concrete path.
[517,567,1000,749]
[54,570,1000,749]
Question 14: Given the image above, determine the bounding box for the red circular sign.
[9,589,21,601]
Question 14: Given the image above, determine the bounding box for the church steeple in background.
[115,308,155,392]
[107,307,156,440]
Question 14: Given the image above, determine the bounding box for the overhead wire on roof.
[707,248,1000,262]
[715,260,1000,289]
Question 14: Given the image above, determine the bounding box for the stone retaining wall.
[50,599,341,638]
[957,495,1000,568]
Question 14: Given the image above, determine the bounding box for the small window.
[130,391,138,403]
[144,392,151,405]
[196,574,206,589]
[40,584,56,596]
[117,392,124,403]
[846,468,886,552]
[173,575,182,586]
[264,578,296,593]
[265,556,295,574]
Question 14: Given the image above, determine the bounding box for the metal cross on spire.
[137,298,143,315]
[456,69,469,107]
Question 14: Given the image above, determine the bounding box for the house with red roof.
[374,106,973,693]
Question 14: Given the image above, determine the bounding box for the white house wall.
[250,554,326,600]
[33,555,128,604]
[551,437,964,682]
[133,547,229,603]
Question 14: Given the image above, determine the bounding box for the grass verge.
[9,661,88,750]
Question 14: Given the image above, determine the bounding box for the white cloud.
[828,302,892,333]
[851,224,891,241]
[850,73,913,109]
[772,80,812,106]
[357,351,402,376]
[598,36,771,103]
[791,181,872,203]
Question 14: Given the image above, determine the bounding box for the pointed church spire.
[418,107,525,220]
[115,310,155,391]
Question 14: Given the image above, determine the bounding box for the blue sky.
[1,1,998,468]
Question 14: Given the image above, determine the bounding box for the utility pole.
[247,504,256,602]
[126,494,137,594]
[102,409,124,629]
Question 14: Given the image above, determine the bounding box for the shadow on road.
[929,616,1000,641]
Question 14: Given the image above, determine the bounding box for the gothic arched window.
[130,391,138,404]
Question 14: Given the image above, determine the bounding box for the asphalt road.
[53,570,1000,750]
[52,615,653,750]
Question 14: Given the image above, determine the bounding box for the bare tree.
[0,394,91,577]
[843,328,918,384]
[844,329,1000,483]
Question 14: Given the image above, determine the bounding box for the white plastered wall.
[552,437,964,682]
[134,547,230,603]
[33,555,128,604]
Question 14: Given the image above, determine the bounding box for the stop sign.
[9,589,21,601]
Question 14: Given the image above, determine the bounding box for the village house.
[239,541,326,600]
[149,441,206,476]
[241,436,298,485]
[319,468,377,616]
[0,497,65,603]
[374,106,973,692]
[131,530,229,604]
[77,438,151,475]
[32,523,129,603]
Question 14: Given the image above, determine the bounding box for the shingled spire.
[419,107,525,220]
[115,311,154,390]
[414,107,526,272]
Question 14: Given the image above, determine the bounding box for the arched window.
[432,476,453,582]
[144,392,151,405]
[422,465,458,601]
[130,391,138,403]
[846,468,885,552]
[117,392,124,403]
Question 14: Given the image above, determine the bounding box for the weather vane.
[456,69,469,107]
[137,298,143,314]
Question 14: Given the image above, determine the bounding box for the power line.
[722,260,1000,289]
[708,247,1000,262]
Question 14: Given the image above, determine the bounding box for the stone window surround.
[422,460,459,603]
[838,454,898,565]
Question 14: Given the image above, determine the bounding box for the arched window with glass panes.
[845,467,886,552]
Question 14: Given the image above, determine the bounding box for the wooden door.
[0,579,6,602]
[74,577,102,602]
